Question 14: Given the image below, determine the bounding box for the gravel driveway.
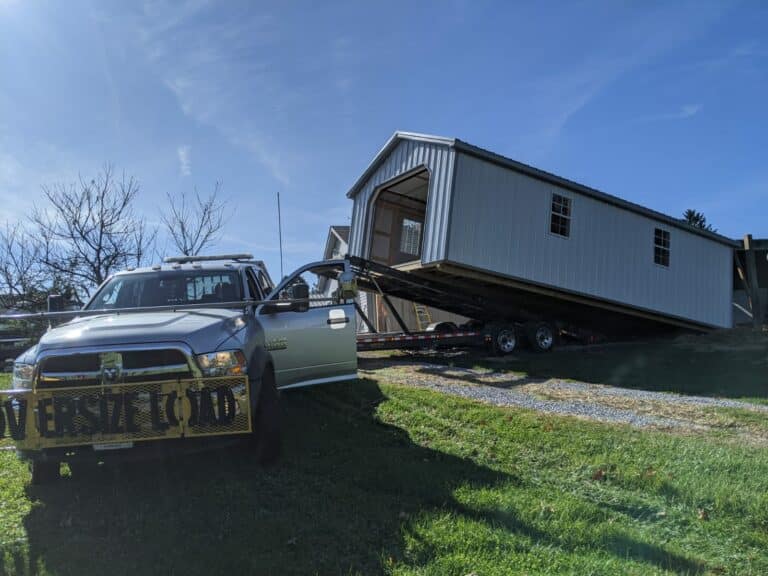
[359,354,768,438]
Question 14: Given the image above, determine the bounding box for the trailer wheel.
[527,322,556,353]
[492,326,518,355]
[30,460,60,485]
[250,366,281,466]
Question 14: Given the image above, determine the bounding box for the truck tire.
[31,460,60,485]
[250,366,281,465]
[492,326,517,355]
[526,321,556,353]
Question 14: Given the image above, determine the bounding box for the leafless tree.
[0,223,50,311]
[161,182,228,256]
[31,165,156,298]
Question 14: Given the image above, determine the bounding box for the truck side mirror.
[290,283,310,313]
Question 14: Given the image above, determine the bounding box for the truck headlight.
[11,363,34,390]
[196,350,247,377]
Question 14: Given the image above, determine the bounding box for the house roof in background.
[323,225,350,260]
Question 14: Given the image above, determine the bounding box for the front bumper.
[0,376,251,453]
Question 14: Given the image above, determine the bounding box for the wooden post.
[743,235,765,328]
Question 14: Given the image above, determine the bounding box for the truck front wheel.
[30,460,60,485]
[250,366,281,465]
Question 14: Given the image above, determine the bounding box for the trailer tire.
[526,321,556,353]
[492,326,518,355]
[31,460,60,485]
[250,365,281,466]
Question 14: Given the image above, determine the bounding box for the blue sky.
[0,0,765,277]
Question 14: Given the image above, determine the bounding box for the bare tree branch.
[31,165,157,299]
[0,223,49,311]
[161,182,228,256]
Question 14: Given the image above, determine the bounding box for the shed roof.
[347,131,739,248]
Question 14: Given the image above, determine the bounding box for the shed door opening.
[369,169,429,266]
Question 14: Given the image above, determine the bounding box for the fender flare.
[247,347,274,408]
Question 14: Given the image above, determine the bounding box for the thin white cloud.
[678,104,702,119]
[634,103,704,124]
[501,1,727,160]
[177,145,191,176]
[130,5,318,188]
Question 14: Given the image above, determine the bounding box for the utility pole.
[277,191,284,279]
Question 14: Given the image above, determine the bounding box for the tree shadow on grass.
[17,379,707,575]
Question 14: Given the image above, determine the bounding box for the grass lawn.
[1,369,767,575]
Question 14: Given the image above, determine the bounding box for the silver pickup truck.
[0,254,358,483]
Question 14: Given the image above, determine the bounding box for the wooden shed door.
[369,192,425,266]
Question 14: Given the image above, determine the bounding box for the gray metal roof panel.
[347,131,738,248]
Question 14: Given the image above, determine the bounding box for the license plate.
[93,442,134,451]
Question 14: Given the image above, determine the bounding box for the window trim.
[245,268,263,300]
[653,227,671,268]
[548,192,572,239]
[399,217,423,257]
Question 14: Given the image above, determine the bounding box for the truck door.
[257,261,357,389]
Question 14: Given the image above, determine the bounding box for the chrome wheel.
[535,325,554,351]
[495,329,517,355]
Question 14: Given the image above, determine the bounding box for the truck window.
[86,270,243,309]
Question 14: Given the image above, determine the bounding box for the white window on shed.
[654,228,670,267]
[550,193,571,237]
[399,218,423,256]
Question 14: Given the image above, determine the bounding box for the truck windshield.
[85,270,242,310]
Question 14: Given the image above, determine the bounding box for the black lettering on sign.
[77,395,99,435]
[37,398,54,438]
[198,388,217,426]
[4,400,27,441]
[165,391,179,427]
[124,392,139,433]
[150,392,168,431]
[53,397,77,437]
[185,390,199,426]
[216,386,237,425]
[109,393,124,433]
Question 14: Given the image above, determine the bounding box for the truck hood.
[35,309,246,354]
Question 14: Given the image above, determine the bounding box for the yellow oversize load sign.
[0,376,251,451]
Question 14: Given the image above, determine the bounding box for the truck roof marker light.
[164,254,254,264]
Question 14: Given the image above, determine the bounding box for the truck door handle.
[327,317,350,325]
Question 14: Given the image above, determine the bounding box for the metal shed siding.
[348,139,456,263]
[447,152,733,328]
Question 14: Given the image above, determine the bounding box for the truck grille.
[38,349,192,388]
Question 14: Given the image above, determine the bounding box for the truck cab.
[2,254,358,483]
